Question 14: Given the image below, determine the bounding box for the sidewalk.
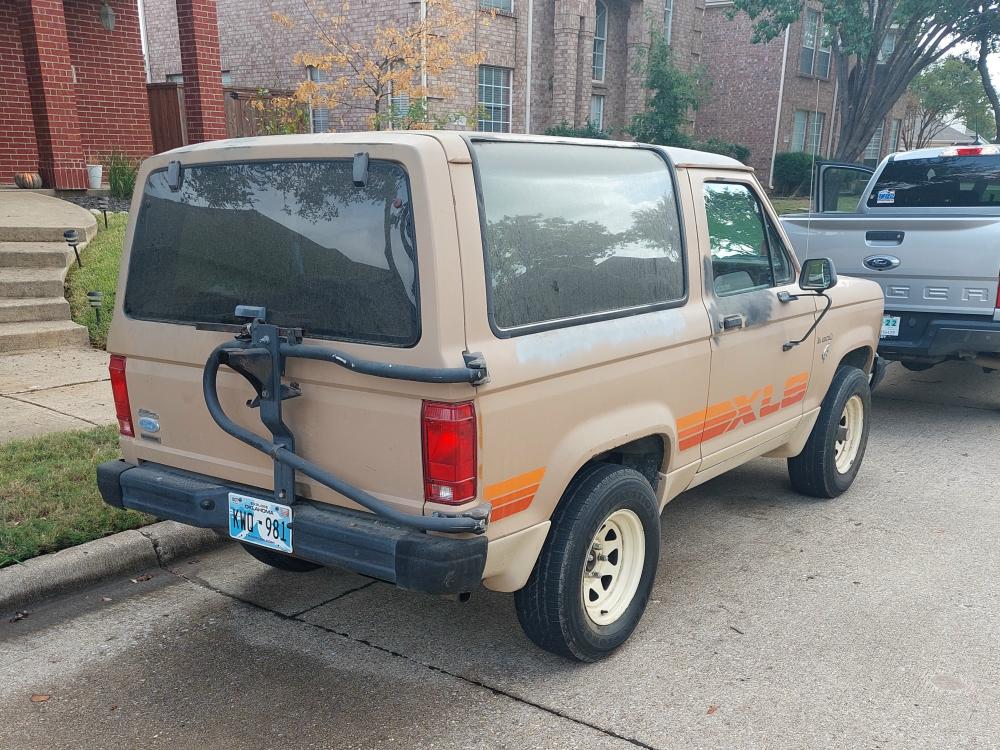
[0,347,114,443]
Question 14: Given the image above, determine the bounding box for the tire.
[788,365,871,498]
[514,463,661,662]
[240,543,323,572]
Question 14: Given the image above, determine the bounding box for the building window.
[166,73,183,83]
[307,66,330,133]
[664,0,673,44]
[480,0,513,12]
[864,120,885,165]
[478,65,512,133]
[593,0,607,82]
[791,110,825,155]
[889,118,901,152]
[800,8,831,78]
[221,70,233,87]
[878,31,898,63]
[590,95,605,130]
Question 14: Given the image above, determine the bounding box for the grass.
[66,213,127,349]
[0,426,152,568]
[770,196,811,215]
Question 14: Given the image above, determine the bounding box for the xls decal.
[486,467,546,522]
[677,372,809,451]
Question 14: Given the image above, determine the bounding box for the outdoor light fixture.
[87,291,105,326]
[98,197,110,228]
[99,1,116,32]
[63,229,82,268]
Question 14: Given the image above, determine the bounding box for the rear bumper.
[97,460,487,595]
[878,311,1000,362]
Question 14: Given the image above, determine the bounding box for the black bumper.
[97,461,487,595]
[878,311,1000,362]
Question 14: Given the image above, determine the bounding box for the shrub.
[544,121,611,139]
[104,151,139,199]
[691,138,751,164]
[772,152,814,196]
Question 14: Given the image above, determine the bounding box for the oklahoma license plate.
[228,492,292,553]
[880,315,901,338]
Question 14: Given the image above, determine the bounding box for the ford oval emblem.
[863,254,900,271]
[137,410,160,434]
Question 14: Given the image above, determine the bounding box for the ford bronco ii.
[97,132,883,661]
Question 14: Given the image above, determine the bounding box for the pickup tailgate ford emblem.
[863,254,900,271]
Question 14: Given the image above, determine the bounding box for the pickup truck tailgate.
[782,215,1000,316]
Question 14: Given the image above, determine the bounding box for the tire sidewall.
[820,367,872,494]
[558,470,660,660]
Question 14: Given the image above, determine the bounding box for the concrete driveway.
[2,362,998,750]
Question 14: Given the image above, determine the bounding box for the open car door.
[813,162,875,213]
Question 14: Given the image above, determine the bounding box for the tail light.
[109,355,134,437]
[421,400,476,505]
[941,145,1000,157]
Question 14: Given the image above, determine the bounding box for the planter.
[86,164,103,189]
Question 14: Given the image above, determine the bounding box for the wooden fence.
[147,84,309,153]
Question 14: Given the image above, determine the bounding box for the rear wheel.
[240,543,323,572]
[788,366,871,498]
[514,464,660,662]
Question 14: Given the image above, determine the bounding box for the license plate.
[228,492,292,554]
[880,315,901,338]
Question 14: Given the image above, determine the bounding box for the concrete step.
[0,267,67,298]
[0,297,71,323]
[0,320,90,353]
[0,242,73,269]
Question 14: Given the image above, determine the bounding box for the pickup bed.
[782,146,1000,371]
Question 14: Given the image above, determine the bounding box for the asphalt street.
[2,361,999,750]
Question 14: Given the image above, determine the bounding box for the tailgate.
[108,136,472,517]
[782,215,1000,316]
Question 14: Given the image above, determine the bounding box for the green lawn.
[770,196,811,215]
[0,426,152,568]
[66,213,127,349]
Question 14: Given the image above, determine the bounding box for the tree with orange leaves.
[274,0,487,130]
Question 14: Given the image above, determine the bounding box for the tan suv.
[97,132,884,661]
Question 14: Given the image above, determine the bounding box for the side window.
[473,142,685,331]
[704,182,791,296]
[820,166,871,212]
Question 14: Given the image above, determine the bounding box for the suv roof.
[159,131,752,172]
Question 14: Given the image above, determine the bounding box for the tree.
[731,0,1000,161]
[628,30,709,146]
[900,56,996,149]
[274,0,485,130]
[975,3,1000,142]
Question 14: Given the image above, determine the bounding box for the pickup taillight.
[421,400,476,505]
[109,355,134,437]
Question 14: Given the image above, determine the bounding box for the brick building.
[140,0,908,187]
[0,0,154,188]
[695,0,909,185]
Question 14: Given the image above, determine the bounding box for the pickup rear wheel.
[788,366,871,498]
[514,464,660,662]
[241,543,323,572]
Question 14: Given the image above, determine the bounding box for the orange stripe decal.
[676,371,809,452]
[485,468,546,522]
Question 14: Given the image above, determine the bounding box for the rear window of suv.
[124,159,419,346]
[472,142,685,332]
[866,155,1000,208]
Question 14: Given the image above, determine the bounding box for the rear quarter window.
[124,159,419,346]
[867,155,1000,208]
[472,142,685,332]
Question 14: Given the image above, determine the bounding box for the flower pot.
[86,164,103,189]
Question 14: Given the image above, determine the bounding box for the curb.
[0,521,223,613]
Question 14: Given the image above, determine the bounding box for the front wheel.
[788,366,871,498]
[514,464,660,662]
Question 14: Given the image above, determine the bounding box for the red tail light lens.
[421,400,476,505]
[109,355,134,437]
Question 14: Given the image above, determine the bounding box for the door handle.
[865,230,904,244]
[720,314,745,331]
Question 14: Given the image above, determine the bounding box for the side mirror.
[799,257,838,292]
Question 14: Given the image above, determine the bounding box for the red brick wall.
[0,0,39,184]
[64,0,153,163]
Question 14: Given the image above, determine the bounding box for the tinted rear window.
[867,155,1000,208]
[473,142,685,331]
[125,159,419,346]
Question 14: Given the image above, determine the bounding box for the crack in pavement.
[288,580,379,618]
[165,565,661,750]
[1,376,110,397]
[1,392,104,427]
